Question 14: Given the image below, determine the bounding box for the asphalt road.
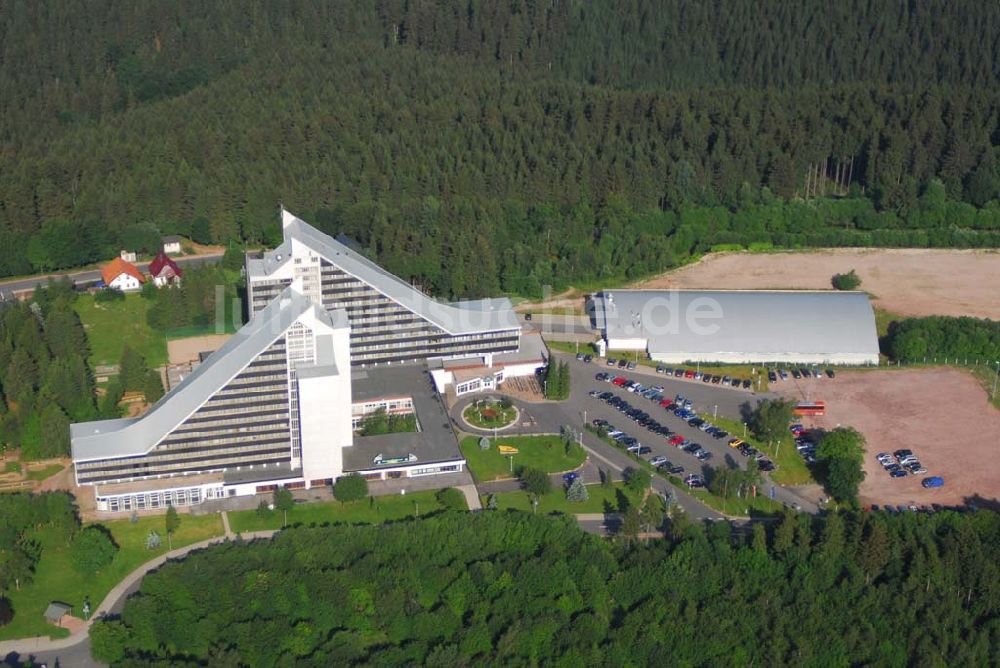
[0,253,224,300]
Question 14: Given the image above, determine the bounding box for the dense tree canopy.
[2,3,1000,296]
[885,316,1000,363]
[0,282,96,458]
[92,510,1000,665]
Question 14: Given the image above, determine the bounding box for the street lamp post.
[993,361,999,399]
[743,422,747,438]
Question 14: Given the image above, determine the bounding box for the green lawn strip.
[873,306,905,339]
[484,481,641,514]
[461,403,518,429]
[0,513,224,641]
[705,414,814,486]
[23,464,64,481]
[459,435,586,482]
[547,341,599,356]
[227,489,453,534]
[73,293,167,369]
[577,346,770,392]
[664,477,784,516]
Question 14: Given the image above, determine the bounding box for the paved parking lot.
[574,370,817,513]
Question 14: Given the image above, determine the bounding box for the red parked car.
[669,434,685,446]
[613,376,628,386]
[684,369,695,378]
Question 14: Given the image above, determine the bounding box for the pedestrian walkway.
[221,510,233,538]
[457,485,482,510]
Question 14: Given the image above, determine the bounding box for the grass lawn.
[74,293,167,368]
[873,306,905,339]
[0,512,224,641]
[23,464,65,481]
[462,402,518,429]
[484,481,642,515]
[707,414,814,486]
[228,489,454,534]
[679,483,784,517]
[460,435,586,482]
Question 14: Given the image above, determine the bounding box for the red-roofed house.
[149,251,183,287]
[101,257,145,292]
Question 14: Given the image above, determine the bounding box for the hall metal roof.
[594,289,880,358]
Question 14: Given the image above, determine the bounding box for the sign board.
[373,453,418,466]
[498,445,519,455]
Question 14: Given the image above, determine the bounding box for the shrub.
[94,287,126,302]
[71,525,119,574]
[832,269,861,290]
[624,467,651,494]
[435,487,467,511]
[333,473,368,503]
[566,477,589,502]
[520,466,551,495]
[0,596,12,627]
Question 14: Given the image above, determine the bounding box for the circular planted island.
[462,397,519,430]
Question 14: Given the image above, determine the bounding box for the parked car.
[729,438,744,448]
[673,369,684,377]
[922,476,945,488]
[711,375,721,384]
[656,365,666,374]
[742,379,752,389]
[722,375,731,385]
[684,474,705,488]
[576,352,585,360]
[636,446,652,455]
[649,456,668,467]
[702,374,712,383]
[890,469,908,478]
[684,369,695,378]
[607,357,617,366]
[768,370,778,382]
[779,369,789,379]
[825,368,835,378]
[584,354,593,363]
[627,361,637,370]
[791,369,802,379]
[563,472,579,484]
[758,459,776,472]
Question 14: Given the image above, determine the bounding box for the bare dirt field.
[167,334,232,364]
[775,368,1000,507]
[634,248,1000,319]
